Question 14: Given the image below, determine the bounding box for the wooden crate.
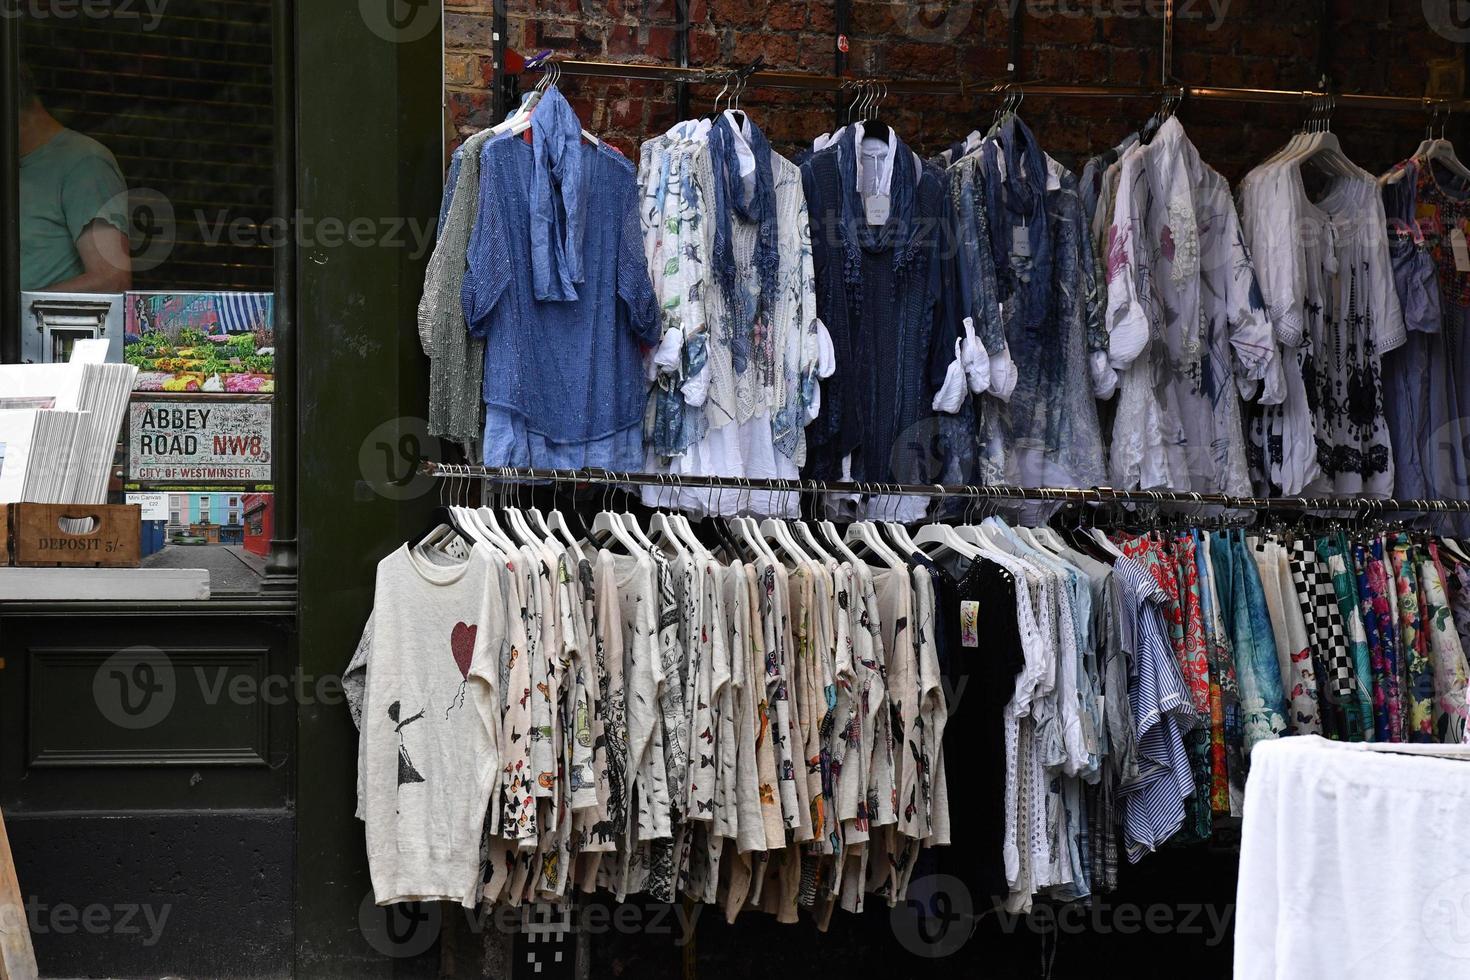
[7,504,141,568]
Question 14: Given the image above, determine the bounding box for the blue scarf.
[836,126,922,268]
[708,114,779,373]
[529,86,586,302]
[983,115,1052,331]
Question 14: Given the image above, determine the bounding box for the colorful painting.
[124,292,275,393]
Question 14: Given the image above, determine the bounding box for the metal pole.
[492,0,508,121]
[263,0,298,589]
[515,59,1470,112]
[833,0,850,128]
[1161,0,1174,85]
[674,0,691,120]
[1,10,21,364]
[1009,0,1024,81]
[417,463,1470,514]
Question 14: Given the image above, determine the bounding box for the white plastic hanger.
[589,479,640,554]
[877,487,922,559]
[646,476,693,558]
[544,471,585,553]
[792,486,837,565]
[845,486,906,568]
[732,482,779,564]
[760,485,815,566]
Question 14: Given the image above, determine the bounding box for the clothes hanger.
[1421,104,1470,182]
[792,482,836,565]
[705,69,732,123]
[879,484,922,558]
[914,486,982,561]
[861,80,891,143]
[646,475,690,557]
[846,483,907,568]
[463,471,519,553]
[496,469,548,549]
[730,478,777,563]
[610,474,657,552]
[808,481,862,566]
[545,470,586,553]
[658,475,708,558]
[1290,92,1358,179]
[509,62,602,145]
[410,465,475,550]
[589,475,640,554]
[758,480,816,566]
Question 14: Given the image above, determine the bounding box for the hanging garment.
[802,125,973,489]
[462,87,660,469]
[420,128,494,446]
[961,117,1108,489]
[345,542,509,907]
[1381,159,1470,511]
[1240,151,1405,496]
[1102,118,1279,495]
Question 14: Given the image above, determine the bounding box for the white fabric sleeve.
[1366,186,1408,355]
[1103,150,1154,374]
[988,344,1019,402]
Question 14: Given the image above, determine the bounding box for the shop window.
[8,1,278,597]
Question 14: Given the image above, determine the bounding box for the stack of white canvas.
[0,358,138,504]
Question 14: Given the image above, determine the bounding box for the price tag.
[1012,223,1031,259]
[960,600,979,648]
[864,193,890,226]
[1452,226,1470,273]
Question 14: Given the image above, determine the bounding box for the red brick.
[731,31,801,70]
[709,0,769,28]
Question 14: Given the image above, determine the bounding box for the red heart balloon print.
[450,622,476,679]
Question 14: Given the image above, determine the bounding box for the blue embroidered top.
[462,87,659,468]
[800,129,972,484]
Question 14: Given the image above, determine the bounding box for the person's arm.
[41,218,131,293]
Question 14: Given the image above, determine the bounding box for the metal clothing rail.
[522,59,1470,114]
[420,463,1470,515]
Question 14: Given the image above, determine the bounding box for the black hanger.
[409,466,472,549]
[859,80,891,142]
[408,506,471,549]
[1139,85,1184,145]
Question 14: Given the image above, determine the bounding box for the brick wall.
[445,0,1467,182]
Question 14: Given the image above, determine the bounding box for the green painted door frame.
[293,0,444,973]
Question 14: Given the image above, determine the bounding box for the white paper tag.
[1012,223,1031,259]
[960,600,979,648]
[126,491,169,521]
[864,193,891,226]
[1452,227,1470,273]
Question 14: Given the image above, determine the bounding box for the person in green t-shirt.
[18,62,132,293]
